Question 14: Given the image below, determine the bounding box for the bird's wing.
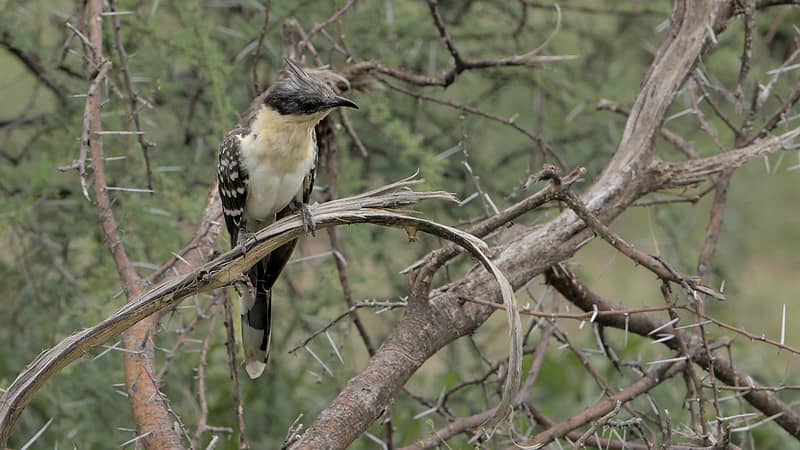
[218,126,272,378]
[217,127,250,245]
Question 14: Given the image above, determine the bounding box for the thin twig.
[223,292,249,449]
[288,300,406,354]
[515,361,686,449]
[318,118,377,356]
[192,311,219,448]
[296,0,356,57]
[736,0,755,103]
[110,0,155,190]
[382,78,564,167]
[251,0,272,96]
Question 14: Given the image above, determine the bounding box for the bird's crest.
[246,58,355,120]
[282,57,313,83]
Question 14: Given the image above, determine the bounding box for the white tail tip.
[245,360,266,379]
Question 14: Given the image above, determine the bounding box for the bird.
[217,58,358,378]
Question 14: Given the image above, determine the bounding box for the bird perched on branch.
[217,58,358,378]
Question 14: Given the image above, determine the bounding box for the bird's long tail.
[241,260,272,379]
[239,240,296,379]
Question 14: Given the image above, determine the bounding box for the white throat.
[238,106,322,226]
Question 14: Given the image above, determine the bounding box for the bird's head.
[263,58,358,123]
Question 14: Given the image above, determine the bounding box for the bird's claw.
[237,228,256,255]
[233,274,254,297]
[300,203,317,237]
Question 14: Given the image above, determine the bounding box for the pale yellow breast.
[237,106,321,222]
[242,106,321,173]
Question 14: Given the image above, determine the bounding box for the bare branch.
[735,0,755,101]
[654,127,800,187]
[83,1,184,447]
[382,79,564,167]
[554,179,724,299]
[521,0,667,17]
[251,0,272,96]
[317,118,377,356]
[341,3,573,91]
[223,292,249,449]
[545,265,800,440]
[517,360,686,448]
[109,0,155,190]
[743,86,800,146]
[295,0,355,58]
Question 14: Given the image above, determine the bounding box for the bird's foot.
[300,202,317,237]
[233,274,254,297]
[237,228,256,255]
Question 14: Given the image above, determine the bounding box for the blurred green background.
[1,0,798,448]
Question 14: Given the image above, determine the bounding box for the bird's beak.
[329,96,359,109]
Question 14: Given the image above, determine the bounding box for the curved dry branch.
[0,177,521,446]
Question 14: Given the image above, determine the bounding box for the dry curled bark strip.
[0,177,519,447]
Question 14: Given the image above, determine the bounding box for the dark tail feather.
[242,261,272,379]
[239,240,297,379]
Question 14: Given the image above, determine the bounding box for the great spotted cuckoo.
[217,59,357,378]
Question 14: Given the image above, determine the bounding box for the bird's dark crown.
[263,58,357,115]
